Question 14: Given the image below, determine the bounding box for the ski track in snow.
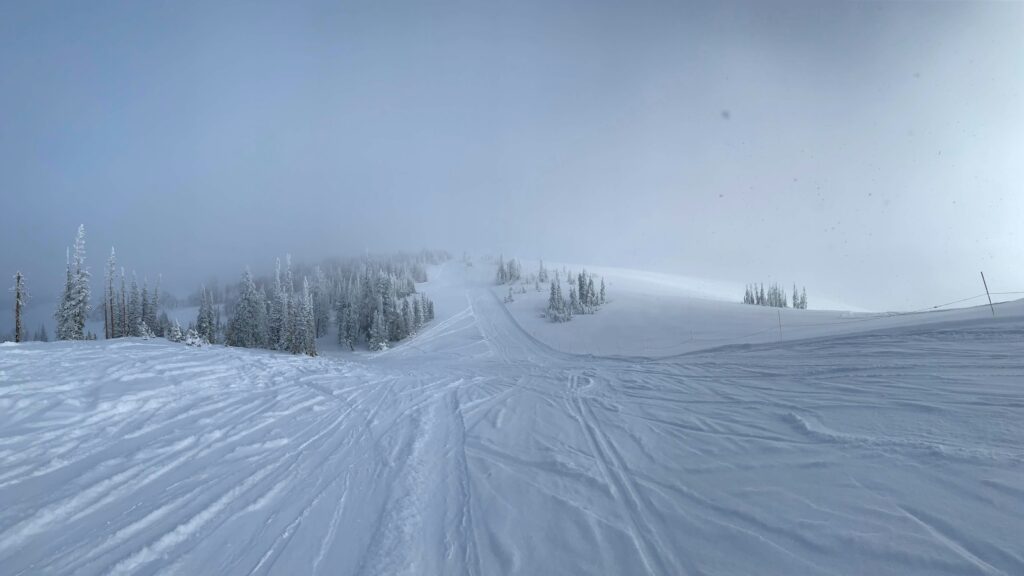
[0,264,1022,575]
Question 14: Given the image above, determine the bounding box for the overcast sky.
[2,0,1022,310]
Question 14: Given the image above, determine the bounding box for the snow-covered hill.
[1,261,1022,575]
[493,261,1023,358]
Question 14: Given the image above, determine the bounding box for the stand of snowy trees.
[218,251,444,356]
[50,225,171,342]
[495,257,607,323]
[743,282,807,309]
[495,255,522,285]
[102,247,168,340]
[546,269,606,322]
[5,225,443,351]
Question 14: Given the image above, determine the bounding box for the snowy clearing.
[1,263,1022,575]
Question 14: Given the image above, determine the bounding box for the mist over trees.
[3,225,449,355]
[217,251,445,356]
[743,282,808,309]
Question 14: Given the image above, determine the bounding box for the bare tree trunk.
[13,272,24,343]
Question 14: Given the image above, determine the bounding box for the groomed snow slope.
[1,262,1022,575]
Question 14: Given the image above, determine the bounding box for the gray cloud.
[2,0,1022,310]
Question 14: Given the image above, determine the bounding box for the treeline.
[743,282,808,309]
[47,225,174,342]
[8,225,445,357]
[216,251,444,356]
[101,247,171,339]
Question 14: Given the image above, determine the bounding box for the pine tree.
[56,226,90,340]
[128,273,142,336]
[401,298,414,336]
[547,277,570,322]
[369,307,388,351]
[313,266,330,338]
[255,286,269,348]
[105,248,116,338]
[228,268,261,348]
[196,286,215,344]
[11,271,27,343]
[71,225,90,339]
[412,296,423,331]
[36,323,49,342]
[149,276,162,335]
[157,311,170,337]
[338,295,358,351]
[167,319,183,342]
[496,255,507,284]
[547,280,559,319]
[141,278,151,332]
[115,268,124,337]
[577,272,587,311]
[800,287,808,310]
[269,258,284,347]
[300,277,316,356]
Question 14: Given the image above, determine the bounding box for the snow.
[498,262,1022,358]
[1,261,1022,575]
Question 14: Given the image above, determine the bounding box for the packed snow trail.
[1,274,1022,574]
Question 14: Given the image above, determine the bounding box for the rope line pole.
[980,271,995,317]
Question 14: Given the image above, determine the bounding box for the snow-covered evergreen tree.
[369,307,388,351]
[313,266,330,338]
[119,268,127,338]
[166,319,183,343]
[412,296,423,331]
[141,278,151,332]
[148,276,161,335]
[255,286,269,348]
[196,286,215,344]
[184,326,203,347]
[337,293,359,351]
[300,277,316,356]
[127,273,142,336]
[55,225,90,340]
[496,255,507,284]
[269,258,284,348]
[401,298,414,336]
[227,268,261,348]
[547,277,570,322]
[105,248,116,338]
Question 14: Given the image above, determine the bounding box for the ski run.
[1,262,1022,575]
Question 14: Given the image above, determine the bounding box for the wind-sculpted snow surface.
[1,267,1022,575]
